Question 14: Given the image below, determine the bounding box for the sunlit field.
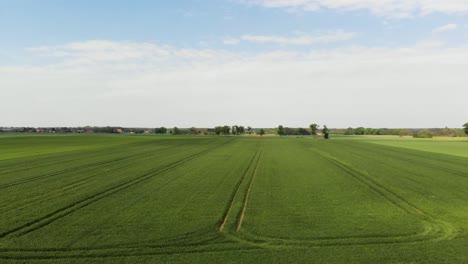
[0,135,467,263]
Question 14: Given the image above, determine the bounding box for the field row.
[0,135,466,261]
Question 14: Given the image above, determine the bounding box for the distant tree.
[247,126,252,135]
[354,127,366,135]
[393,128,409,137]
[189,127,199,135]
[364,128,373,135]
[413,129,433,138]
[173,127,180,135]
[278,125,285,136]
[238,126,245,135]
[344,127,354,135]
[222,125,230,135]
[214,126,222,135]
[322,125,329,139]
[398,129,410,137]
[464,123,468,135]
[298,128,310,135]
[375,129,384,135]
[284,127,298,136]
[154,127,167,134]
[309,124,319,135]
[258,129,265,136]
[232,125,242,135]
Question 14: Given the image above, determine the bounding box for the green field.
[349,135,468,158]
[0,135,467,263]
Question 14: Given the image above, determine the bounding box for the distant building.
[116,128,123,133]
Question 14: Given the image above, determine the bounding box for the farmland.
[0,134,467,263]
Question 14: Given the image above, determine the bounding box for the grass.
[0,134,466,263]
[337,135,468,158]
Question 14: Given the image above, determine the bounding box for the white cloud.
[242,0,468,18]
[221,31,355,46]
[1,40,467,128]
[432,23,458,34]
[223,38,241,45]
[240,31,355,45]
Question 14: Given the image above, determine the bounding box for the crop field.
[349,136,468,158]
[0,135,467,263]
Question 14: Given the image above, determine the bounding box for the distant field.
[339,135,468,158]
[0,135,466,263]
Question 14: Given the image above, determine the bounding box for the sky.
[1,0,468,128]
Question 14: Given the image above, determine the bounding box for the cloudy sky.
[1,0,467,128]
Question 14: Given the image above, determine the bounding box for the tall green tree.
[173,127,180,135]
[298,128,310,135]
[231,125,238,135]
[278,125,285,136]
[214,126,222,135]
[463,123,468,135]
[354,127,366,135]
[258,129,265,136]
[156,127,167,134]
[322,125,329,139]
[309,124,319,135]
[222,125,230,135]
[247,126,252,135]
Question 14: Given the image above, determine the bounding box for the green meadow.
[350,135,468,158]
[0,134,467,263]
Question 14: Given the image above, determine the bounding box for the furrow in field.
[218,150,260,232]
[0,142,182,189]
[0,140,144,173]
[338,141,468,180]
[0,244,260,260]
[230,144,453,248]
[309,148,453,240]
[0,141,230,239]
[236,152,262,231]
[312,150,425,215]
[0,149,171,215]
[0,148,116,175]
[0,230,224,253]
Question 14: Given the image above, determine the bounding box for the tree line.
[277,124,329,139]
[153,125,262,136]
[338,126,468,138]
[2,124,467,136]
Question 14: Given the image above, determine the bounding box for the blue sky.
[1,0,468,128]
[2,1,467,53]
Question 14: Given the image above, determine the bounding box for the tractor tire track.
[0,244,260,260]
[0,140,231,239]
[236,152,262,231]
[309,148,454,240]
[0,143,187,190]
[218,150,259,232]
[227,147,454,248]
[0,150,173,215]
[337,141,468,180]
[0,140,155,174]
